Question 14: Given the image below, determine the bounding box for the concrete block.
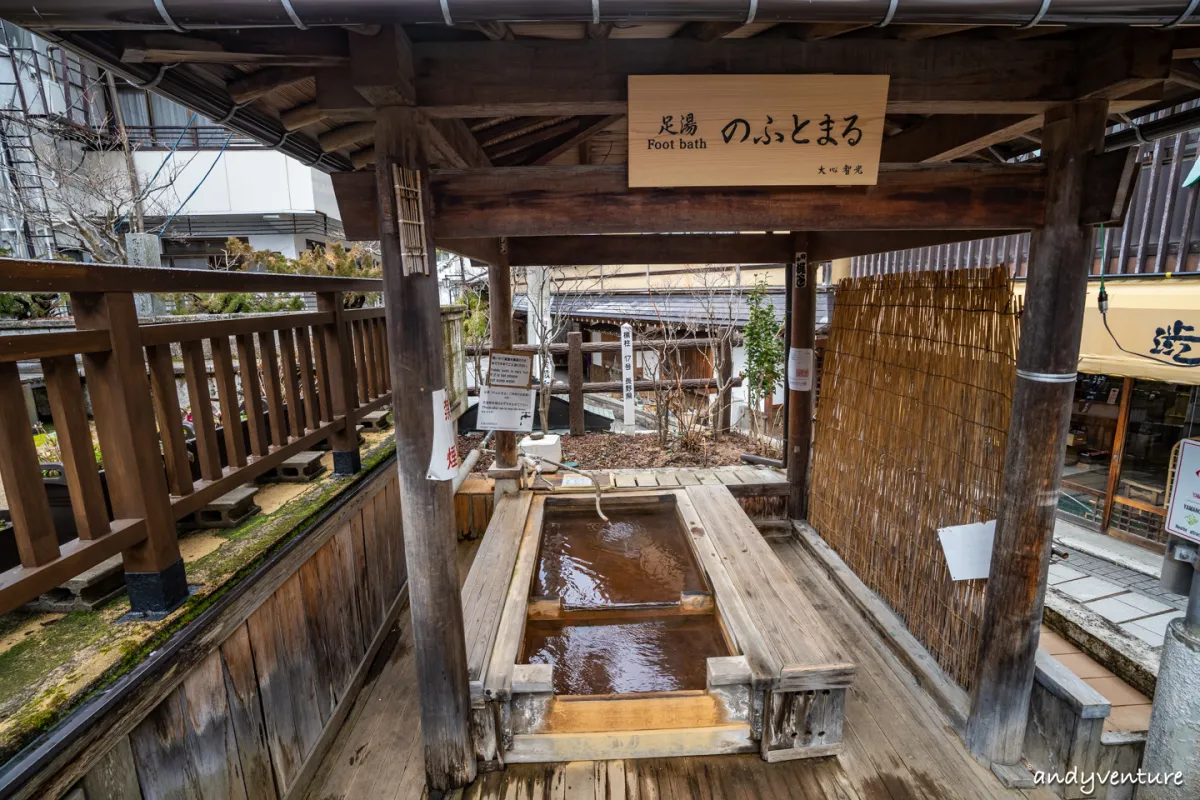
[360,408,392,431]
[180,485,260,530]
[260,451,326,483]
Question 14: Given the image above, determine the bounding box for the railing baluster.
[317,292,361,474]
[295,326,320,431]
[0,361,60,567]
[41,355,111,538]
[181,340,224,481]
[373,318,390,393]
[313,327,333,424]
[257,331,288,448]
[352,320,370,403]
[145,344,194,498]
[235,334,269,458]
[210,335,248,468]
[362,318,379,399]
[277,328,304,440]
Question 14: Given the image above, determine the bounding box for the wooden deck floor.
[304,536,1053,800]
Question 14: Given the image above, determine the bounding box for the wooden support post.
[317,291,361,474]
[568,330,585,436]
[787,236,816,520]
[1101,376,1134,531]
[71,291,187,614]
[967,99,1109,765]
[376,104,476,791]
[488,240,519,470]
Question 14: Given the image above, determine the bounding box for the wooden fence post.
[787,236,816,520]
[568,331,585,435]
[317,291,361,474]
[376,104,476,791]
[71,291,187,614]
[967,99,1109,766]
[488,240,519,470]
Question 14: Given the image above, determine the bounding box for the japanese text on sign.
[621,323,636,433]
[477,385,535,433]
[488,350,534,388]
[1166,439,1200,545]
[628,74,889,188]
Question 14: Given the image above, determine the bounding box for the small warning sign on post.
[477,385,536,433]
[487,351,533,389]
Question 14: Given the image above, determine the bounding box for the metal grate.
[392,163,428,276]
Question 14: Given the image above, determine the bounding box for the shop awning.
[1015,278,1200,385]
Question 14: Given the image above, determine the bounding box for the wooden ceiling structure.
[6,7,1198,793]
[12,18,1194,264]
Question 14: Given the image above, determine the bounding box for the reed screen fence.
[809,266,1020,689]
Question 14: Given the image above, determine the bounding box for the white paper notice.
[1166,439,1200,544]
[477,385,535,433]
[937,520,996,581]
[426,388,460,481]
[621,323,635,433]
[788,347,814,392]
[561,475,592,487]
[488,351,533,389]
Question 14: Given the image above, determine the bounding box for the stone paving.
[1050,546,1186,649]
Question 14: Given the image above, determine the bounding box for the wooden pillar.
[71,291,187,613]
[488,242,519,469]
[375,105,476,791]
[317,291,361,474]
[787,236,816,520]
[967,99,1109,765]
[568,331,585,435]
[1101,376,1135,531]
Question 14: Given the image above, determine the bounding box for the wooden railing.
[0,259,389,615]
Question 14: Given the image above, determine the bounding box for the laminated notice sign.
[788,347,813,392]
[477,385,536,433]
[1166,439,1200,544]
[488,351,533,389]
[426,389,460,481]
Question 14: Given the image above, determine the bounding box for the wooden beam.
[881,115,1040,163]
[428,164,1050,237]
[894,24,985,41]
[280,101,325,131]
[122,48,347,67]
[808,230,1025,261]
[499,233,795,265]
[967,99,1110,765]
[226,66,312,104]
[374,104,476,791]
[488,241,519,469]
[676,22,746,41]
[350,25,415,107]
[318,121,375,153]
[770,23,873,41]
[531,114,624,166]
[428,118,492,168]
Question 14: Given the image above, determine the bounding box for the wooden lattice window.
[392,164,428,276]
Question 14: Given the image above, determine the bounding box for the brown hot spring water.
[521,502,730,696]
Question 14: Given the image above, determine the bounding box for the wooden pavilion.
[0,3,1192,797]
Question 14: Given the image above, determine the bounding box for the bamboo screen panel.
[809,267,1020,688]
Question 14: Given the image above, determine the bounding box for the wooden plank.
[714,471,741,486]
[330,523,367,659]
[410,38,1128,117]
[0,361,59,566]
[613,474,638,489]
[461,492,535,688]
[211,335,248,468]
[430,164,1049,238]
[127,691,197,800]
[299,552,341,715]
[144,345,194,497]
[633,472,657,488]
[697,471,722,486]
[504,724,754,763]
[139,312,332,348]
[258,330,289,448]
[276,572,332,752]
[79,737,143,800]
[236,333,270,458]
[220,624,280,800]
[352,320,370,402]
[181,339,224,481]
[316,293,358,451]
[1034,650,1112,719]
[0,261,359,295]
[295,327,321,431]
[42,354,111,537]
[686,485,855,687]
[655,471,680,487]
[675,471,700,486]
[483,497,546,701]
[0,329,110,362]
[498,233,794,267]
[312,326,332,424]
[349,512,379,638]
[179,650,250,800]
[246,592,306,793]
[361,318,380,400]
[277,327,305,439]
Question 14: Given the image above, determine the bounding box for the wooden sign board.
[627,74,890,188]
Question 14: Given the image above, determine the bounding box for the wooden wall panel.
[71,470,409,800]
[219,625,279,800]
